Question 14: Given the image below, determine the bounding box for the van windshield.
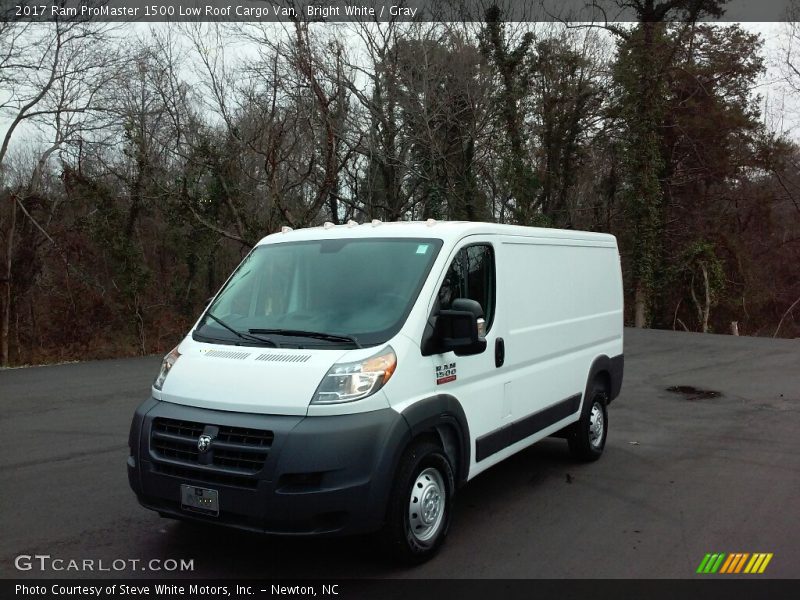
[194,238,443,348]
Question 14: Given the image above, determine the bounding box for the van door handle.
[495,337,505,368]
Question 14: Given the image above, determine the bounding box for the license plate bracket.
[180,484,219,516]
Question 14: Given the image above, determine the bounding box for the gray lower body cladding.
[128,398,410,536]
[609,353,624,401]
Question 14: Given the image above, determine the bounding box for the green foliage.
[530,36,603,226]
[479,6,540,223]
[669,240,726,331]
[672,240,726,294]
[83,185,150,305]
[610,16,770,328]
[613,23,672,324]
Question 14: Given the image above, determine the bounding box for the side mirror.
[423,298,487,356]
[451,298,484,320]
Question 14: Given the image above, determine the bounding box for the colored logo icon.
[696,553,773,574]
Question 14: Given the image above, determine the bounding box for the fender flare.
[401,394,471,486]
[585,353,624,405]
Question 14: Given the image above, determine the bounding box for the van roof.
[257,220,617,246]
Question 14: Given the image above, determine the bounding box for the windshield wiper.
[249,328,362,348]
[205,313,278,347]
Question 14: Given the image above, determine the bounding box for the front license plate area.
[180,484,219,516]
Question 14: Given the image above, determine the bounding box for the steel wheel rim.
[589,401,604,448]
[408,467,446,543]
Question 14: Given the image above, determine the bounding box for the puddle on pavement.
[665,385,722,400]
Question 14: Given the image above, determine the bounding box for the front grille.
[156,419,204,438]
[151,417,273,476]
[153,436,199,462]
[216,427,272,447]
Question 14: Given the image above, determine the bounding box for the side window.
[437,244,496,330]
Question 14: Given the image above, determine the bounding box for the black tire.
[382,439,454,564]
[568,379,609,461]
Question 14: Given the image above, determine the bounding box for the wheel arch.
[400,394,471,487]
[585,353,624,406]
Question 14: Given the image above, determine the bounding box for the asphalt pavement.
[1,328,798,579]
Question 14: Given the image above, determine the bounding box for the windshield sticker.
[416,244,429,254]
[435,362,456,385]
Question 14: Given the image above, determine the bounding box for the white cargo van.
[128,221,623,562]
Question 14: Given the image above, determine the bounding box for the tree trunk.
[2,195,16,367]
[701,264,710,333]
[634,283,647,328]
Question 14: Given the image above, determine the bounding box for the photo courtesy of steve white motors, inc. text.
[13,2,419,19]
[14,584,341,597]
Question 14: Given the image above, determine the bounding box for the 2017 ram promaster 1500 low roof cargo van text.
[128,220,624,563]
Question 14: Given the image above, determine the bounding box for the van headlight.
[312,346,397,404]
[153,347,181,391]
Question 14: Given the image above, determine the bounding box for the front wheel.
[382,439,454,564]
[568,381,609,461]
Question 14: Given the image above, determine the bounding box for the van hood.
[157,343,350,415]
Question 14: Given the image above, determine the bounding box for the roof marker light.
[347,219,358,227]
[323,221,334,229]
[280,226,293,233]
[426,218,437,226]
[371,219,382,226]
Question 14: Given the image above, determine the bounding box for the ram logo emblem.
[197,434,213,453]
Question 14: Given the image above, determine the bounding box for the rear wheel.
[382,439,454,564]
[568,380,609,461]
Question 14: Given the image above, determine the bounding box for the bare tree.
[0,18,119,366]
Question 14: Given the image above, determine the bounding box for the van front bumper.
[127,398,410,536]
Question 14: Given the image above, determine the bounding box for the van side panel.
[468,236,623,477]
